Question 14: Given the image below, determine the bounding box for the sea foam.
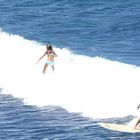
[0,30,140,119]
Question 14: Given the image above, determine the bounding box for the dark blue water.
[0,0,140,65]
[1,91,140,140]
[0,0,140,139]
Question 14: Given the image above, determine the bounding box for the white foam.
[0,30,140,119]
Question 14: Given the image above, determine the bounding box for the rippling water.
[1,92,140,140]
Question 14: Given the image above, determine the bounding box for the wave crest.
[0,30,140,119]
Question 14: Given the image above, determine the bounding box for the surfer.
[134,104,140,129]
[36,44,57,74]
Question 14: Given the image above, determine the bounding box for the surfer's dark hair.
[46,44,52,50]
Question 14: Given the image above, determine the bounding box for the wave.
[0,30,140,119]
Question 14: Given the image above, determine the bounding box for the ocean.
[0,0,140,139]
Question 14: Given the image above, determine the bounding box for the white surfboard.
[98,122,140,133]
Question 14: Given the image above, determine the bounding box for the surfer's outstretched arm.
[36,52,47,64]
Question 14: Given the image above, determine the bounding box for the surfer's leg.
[51,65,55,71]
[43,63,48,74]
[134,118,140,129]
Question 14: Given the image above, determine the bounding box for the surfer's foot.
[134,125,137,129]
[134,126,140,130]
[135,127,140,130]
[42,71,45,74]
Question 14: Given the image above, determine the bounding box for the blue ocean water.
[0,92,140,140]
[0,0,140,139]
[1,0,140,66]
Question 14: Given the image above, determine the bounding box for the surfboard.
[98,122,140,133]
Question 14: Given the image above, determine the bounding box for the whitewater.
[0,30,140,119]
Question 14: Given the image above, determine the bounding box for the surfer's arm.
[36,52,47,64]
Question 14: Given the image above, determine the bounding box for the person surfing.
[36,44,57,74]
[134,104,140,129]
